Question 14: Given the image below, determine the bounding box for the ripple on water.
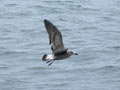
[93,65,120,74]
[0,0,120,90]
[4,3,18,7]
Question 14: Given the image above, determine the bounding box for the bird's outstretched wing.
[44,19,67,55]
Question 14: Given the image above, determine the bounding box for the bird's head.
[67,50,78,56]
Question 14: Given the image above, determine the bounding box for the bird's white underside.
[46,54,54,60]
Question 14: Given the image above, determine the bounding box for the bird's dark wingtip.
[44,19,47,22]
[44,19,53,28]
[44,19,49,24]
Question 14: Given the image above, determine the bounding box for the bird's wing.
[44,19,67,55]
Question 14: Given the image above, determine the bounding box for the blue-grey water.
[0,0,120,90]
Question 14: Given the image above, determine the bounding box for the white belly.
[46,54,54,60]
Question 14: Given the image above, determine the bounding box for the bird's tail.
[42,54,47,61]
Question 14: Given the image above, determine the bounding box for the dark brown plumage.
[42,19,78,66]
[44,20,67,55]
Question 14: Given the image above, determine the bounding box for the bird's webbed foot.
[46,60,54,66]
[46,60,52,63]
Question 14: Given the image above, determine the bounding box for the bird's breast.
[54,54,70,60]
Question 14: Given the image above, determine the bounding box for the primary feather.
[44,19,67,55]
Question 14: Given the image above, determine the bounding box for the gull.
[42,19,78,66]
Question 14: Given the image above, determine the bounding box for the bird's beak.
[74,53,78,55]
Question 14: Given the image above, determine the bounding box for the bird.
[42,19,78,66]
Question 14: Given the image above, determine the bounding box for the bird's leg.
[46,60,52,63]
[48,60,54,66]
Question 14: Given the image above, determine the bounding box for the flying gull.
[42,19,78,66]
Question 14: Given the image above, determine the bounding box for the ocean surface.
[0,0,120,90]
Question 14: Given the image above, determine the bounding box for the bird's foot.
[46,60,52,63]
[46,60,54,66]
